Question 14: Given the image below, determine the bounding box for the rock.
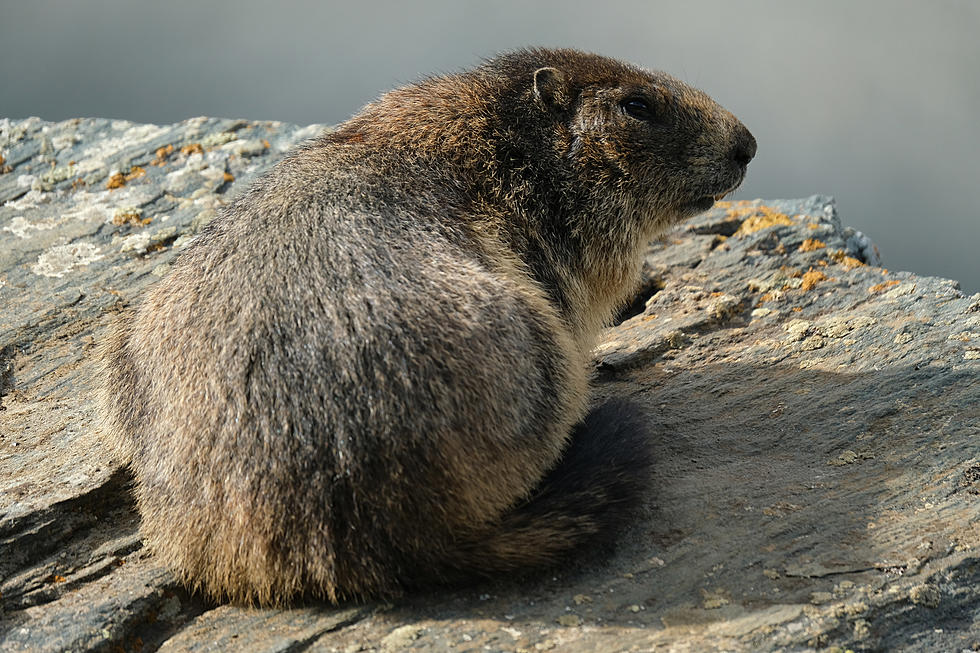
[2,118,979,652]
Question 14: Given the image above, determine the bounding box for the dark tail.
[446,398,654,577]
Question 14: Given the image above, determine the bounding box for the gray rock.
[1,118,978,652]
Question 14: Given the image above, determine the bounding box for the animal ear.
[533,67,569,109]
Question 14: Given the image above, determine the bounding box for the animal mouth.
[691,180,741,211]
[699,188,735,207]
[681,185,739,216]
[678,167,747,216]
[690,196,718,212]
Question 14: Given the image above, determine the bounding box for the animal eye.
[622,98,653,121]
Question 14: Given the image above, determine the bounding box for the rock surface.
[1,117,978,652]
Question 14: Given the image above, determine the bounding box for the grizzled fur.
[99,48,755,605]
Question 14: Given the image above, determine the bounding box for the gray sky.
[2,0,978,291]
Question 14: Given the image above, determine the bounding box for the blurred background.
[2,0,977,291]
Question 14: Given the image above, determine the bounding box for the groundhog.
[100,48,755,605]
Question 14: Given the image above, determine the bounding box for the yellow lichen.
[829,250,865,269]
[799,238,826,252]
[801,268,829,291]
[151,144,174,166]
[113,209,152,227]
[869,280,901,294]
[734,206,794,235]
[106,165,146,190]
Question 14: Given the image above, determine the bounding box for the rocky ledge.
[1,117,978,652]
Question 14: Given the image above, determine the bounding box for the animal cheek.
[685,154,715,167]
[553,126,577,158]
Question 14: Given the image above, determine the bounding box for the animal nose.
[731,125,757,167]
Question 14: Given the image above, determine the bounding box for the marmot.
[100,48,755,605]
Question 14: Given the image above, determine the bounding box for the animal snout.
[730,124,757,168]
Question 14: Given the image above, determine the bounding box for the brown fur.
[99,48,755,605]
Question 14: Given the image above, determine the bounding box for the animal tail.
[442,398,653,578]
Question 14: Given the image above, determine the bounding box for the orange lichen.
[799,238,826,252]
[113,212,152,227]
[717,199,753,211]
[151,144,174,166]
[801,268,829,291]
[262,139,271,149]
[829,250,865,269]
[181,143,205,156]
[222,172,235,183]
[869,280,901,294]
[734,206,794,236]
[726,206,758,221]
[106,165,147,190]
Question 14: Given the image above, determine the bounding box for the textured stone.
[1,118,978,651]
